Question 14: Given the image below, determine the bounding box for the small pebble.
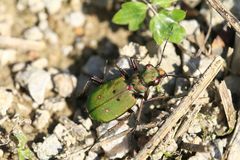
[38,11,48,20]
[28,0,45,13]
[53,123,77,146]
[43,97,66,112]
[0,149,3,158]
[188,152,212,160]
[119,42,148,57]
[44,29,59,44]
[44,0,62,15]
[78,117,93,131]
[31,58,48,69]
[16,0,27,11]
[86,151,98,160]
[0,87,13,116]
[0,49,17,66]
[53,73,77,97]
[65,11,86,28]
[23,26,43,41]
[15,67,51,104]
[85,137,94,146]
[97,120,131,159]
[12,62,26,73]
[61,45,73,56]
[188,122,202,134]
[33,134,62,160]
[38,20,49,31]
[33,109,51,130]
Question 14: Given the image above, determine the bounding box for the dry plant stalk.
[174,104,203,139]
[135,56,225,160]
[207,0,240,34]
[0,36,46,51]
[217,81,236,134]
[225,111,240,160]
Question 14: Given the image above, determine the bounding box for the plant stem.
[141,0,158,15]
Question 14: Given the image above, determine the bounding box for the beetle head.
[141,64,166,86]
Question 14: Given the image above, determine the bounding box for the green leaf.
[112,2,147,31]
[161,9,186,22]
[18,148,34,160]
[171,9,186,22]
[149,13,185,44]
[169,23,186,43]
[14,131,34,160]
[151,0,177,8]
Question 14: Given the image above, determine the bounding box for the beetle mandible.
[85,58,167,122]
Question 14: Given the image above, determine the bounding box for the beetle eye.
[159,68,166,77]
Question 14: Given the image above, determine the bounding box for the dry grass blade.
[0,36,46,51]
[135,56,225,160]
[217,80,236,135]
[224,111,240,160]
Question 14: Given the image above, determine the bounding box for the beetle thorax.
[129,64,162,93]
[141,64,161,86]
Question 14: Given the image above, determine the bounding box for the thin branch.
[207,0,240,34]
[141,0,158,15]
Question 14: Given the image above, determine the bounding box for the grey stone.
[96,120,131,159]
[33,134,62,160]
[15,67,51,104]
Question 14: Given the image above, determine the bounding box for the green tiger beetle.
[84,57,168,123]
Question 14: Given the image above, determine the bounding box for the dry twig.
[206,0,240,34]
[135,56,225,159]
[0,36,46,51]
[217,81,236,135]
[224,111,240,160]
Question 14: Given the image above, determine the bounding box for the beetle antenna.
[166,74,198,79]
[156,39,168,67]
[157,26,173,67]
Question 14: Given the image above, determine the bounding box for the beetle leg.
[129,57,139,71]
[90,75,104,84]
[136,89,149,123]
[115,64,129,79]
[136,99,144,123]
[79,76,103,97]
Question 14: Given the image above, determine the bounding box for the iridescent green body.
[86,64,165,122]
